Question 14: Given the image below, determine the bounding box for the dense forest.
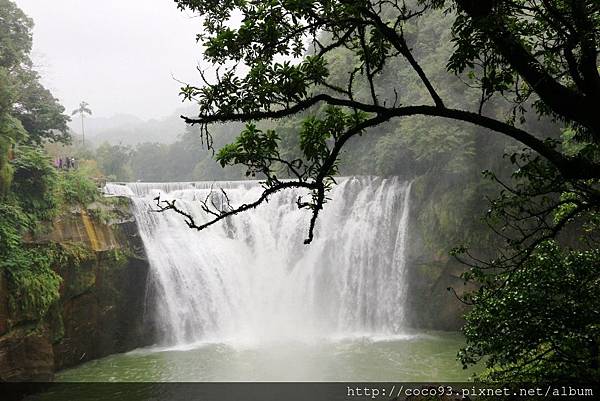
[0,0,105,329]
[161,0,600,383]
[1,0,599,388]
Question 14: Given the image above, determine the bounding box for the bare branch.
[155,181,319,235]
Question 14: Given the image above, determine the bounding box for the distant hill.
[68,106,197,147]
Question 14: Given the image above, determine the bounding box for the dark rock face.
[0,273,9,337]
[0,201,153,382]
[0,329,54,381]
[404,257,475,331]
[403,185,474,332]
[52,252,152,371]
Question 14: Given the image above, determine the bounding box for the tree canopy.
[163,0,599,242]
[163,0,600,382]
[0,0,70,195]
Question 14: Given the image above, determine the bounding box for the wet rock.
[0,328,54,381]
[53,252,152,370]
[0,201,153,381]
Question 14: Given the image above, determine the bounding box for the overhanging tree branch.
[184,93,599,179]
[170,0,600,252]
[155,180,318,232]
[456,0,600,138]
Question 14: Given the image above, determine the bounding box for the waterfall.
[104,177,413,346]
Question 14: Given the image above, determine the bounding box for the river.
[57,333,473,381]
[72,177,476,382]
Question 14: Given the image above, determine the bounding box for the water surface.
[57,332,476,382]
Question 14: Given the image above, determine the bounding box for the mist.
[16,0,206,121]
[2,0,597,388]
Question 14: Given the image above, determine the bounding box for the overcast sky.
[16,0,206,120]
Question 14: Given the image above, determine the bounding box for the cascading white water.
[104,177,413,346]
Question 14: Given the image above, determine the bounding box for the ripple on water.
[56,332,479,382]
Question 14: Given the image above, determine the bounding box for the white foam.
[107,177,413,346]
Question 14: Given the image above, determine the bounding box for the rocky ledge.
[0,198,154,381]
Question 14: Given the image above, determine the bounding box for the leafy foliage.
[3,246,62,320]
[71,101,92,118]
[95,143,133,182]
[446,0,600,140]
[0,0,70,195]
[217,124,281,177]
[93,123,247,182]
[459,241,600,382]
[10,146,59,222]
[0,1,102,327]
[12,68,70,145]
[169,0,600,383]
[0,147,102,323]
[59,169,99,206]
[168,0,599,246]
[452,137,600,381]
[0,203,60,320]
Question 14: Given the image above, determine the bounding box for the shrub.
[58,169,99,206]
[10,146,59,222]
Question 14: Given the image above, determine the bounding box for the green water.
[57,332,477,382]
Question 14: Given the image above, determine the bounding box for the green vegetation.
[0,147,101,322]
[0,202,59,320]
[0,0,103,325]
[60,168,100,206]
[171,0,600,383]
[11,146,61,223]
[71,101,92,146]
[89,123,246,182]
[0,0,68,195]
[460,241,600,382]
[1,0,599,385]
[455,144,600,382]
[1,0,68,194]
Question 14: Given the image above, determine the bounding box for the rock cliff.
[0,199,153,381]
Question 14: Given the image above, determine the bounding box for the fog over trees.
[1,0,599,386]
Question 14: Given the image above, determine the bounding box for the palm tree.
[71,101,92,145]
